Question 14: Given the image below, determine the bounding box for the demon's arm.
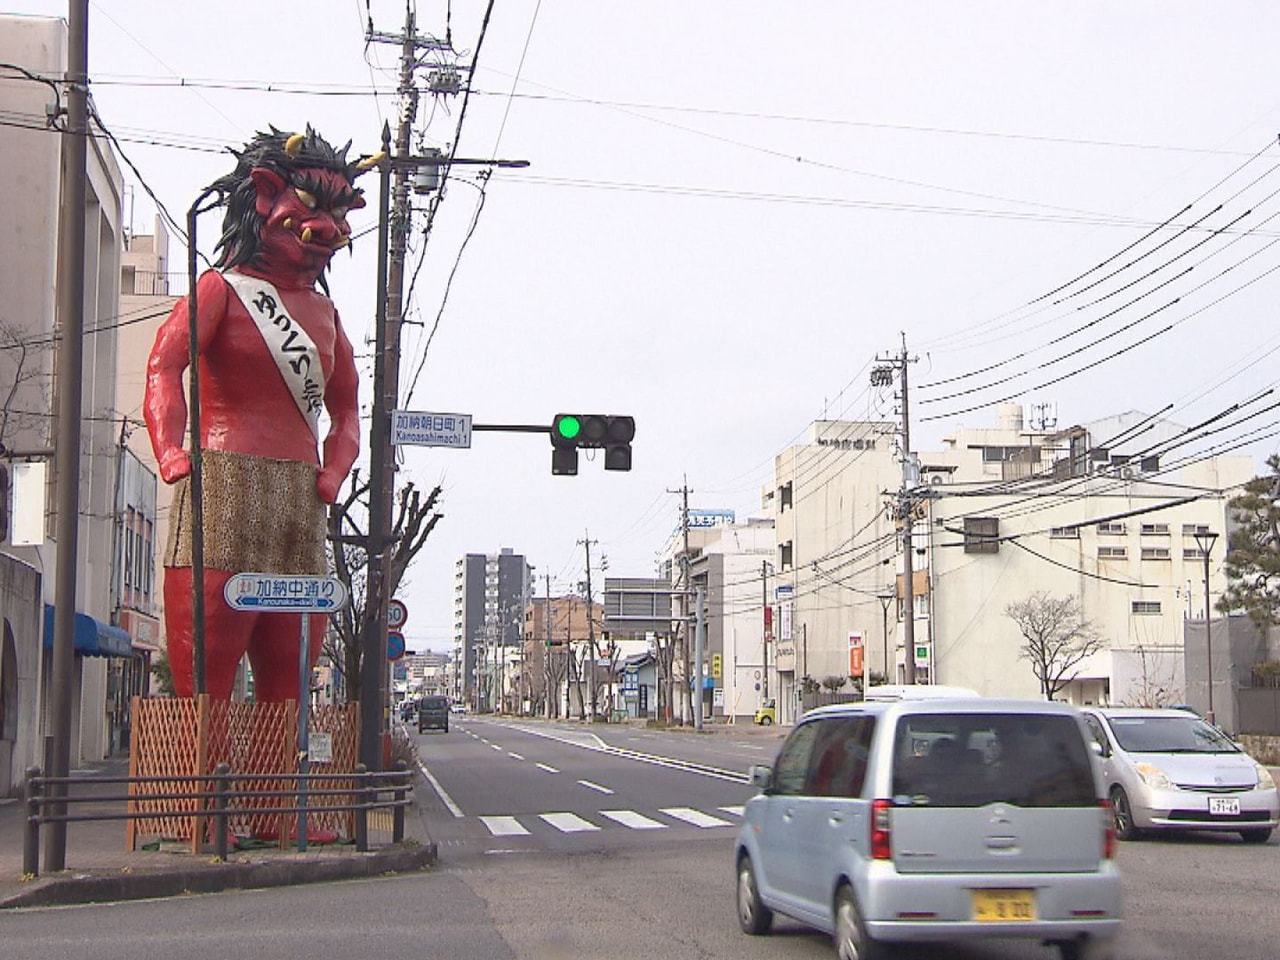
[143,270,229,483]
[316,309,360,504]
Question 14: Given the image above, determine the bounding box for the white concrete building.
[767,405,1255,711]
[1,14,132,768]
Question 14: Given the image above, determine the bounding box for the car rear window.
[891,712,1096,808]
[423,697,449,709]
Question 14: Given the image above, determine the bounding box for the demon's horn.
[355,151,386,173]
[284,133,305,158]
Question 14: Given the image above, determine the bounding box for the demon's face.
[248,166,366,281]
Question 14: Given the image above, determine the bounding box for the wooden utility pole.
[666,478,694,723]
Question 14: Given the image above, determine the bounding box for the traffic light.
[550,414,635,475]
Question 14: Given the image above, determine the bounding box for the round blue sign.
[387,631,406,662]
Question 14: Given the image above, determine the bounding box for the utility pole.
[579,532,599,721]
[45,0,90,874]
[873,334,919,684]
[544,574,553,719]
[666,478,693,724]
[359,2,455,769]
[761,560,770,702]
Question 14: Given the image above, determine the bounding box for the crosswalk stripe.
[661,807,734,828]
[479,816,529,837]
[577,779,614,794]
[539,812,599,833]
[599,810,667,830]
[719,805,745,817]
[535,763,559,774]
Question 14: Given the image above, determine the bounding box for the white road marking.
[535,763,559,774]
[418,761,464,819]
[508,752,525,760]
[478,816,530,837]
[600,810,667,830]
[662,807,733,828]
[490,744,502,751]
[719,805,745,817]
[499,723,749,783]
[540,812,599,833]
[577,779,614,794]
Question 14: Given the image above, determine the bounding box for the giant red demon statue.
[145,127,373,701]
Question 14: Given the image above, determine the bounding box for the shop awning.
[42,604,134,658]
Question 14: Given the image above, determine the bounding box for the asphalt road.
[1,719,1276,960]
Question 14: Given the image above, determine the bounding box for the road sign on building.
[711,654,722,679]
[391,410,472,448]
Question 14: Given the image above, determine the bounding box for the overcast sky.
[10,2,1280,653]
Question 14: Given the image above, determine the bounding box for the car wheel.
[1240,828,1273,844]
[1110,786,1142,841]
[1056,936,1116,960]
[736,855,773,935]
[834,883,889,960]
[760,716,773,726]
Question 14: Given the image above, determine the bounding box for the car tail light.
[1099,798,1116,859]
[871,799,893,860]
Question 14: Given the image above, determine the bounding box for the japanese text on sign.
[223,574,349,613]
[391,410,472,449]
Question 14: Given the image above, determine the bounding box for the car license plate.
[972,889,1036,923]
[1209,797,1241,816]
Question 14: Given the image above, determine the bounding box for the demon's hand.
[159,448,192,484]
[316,466,342,505]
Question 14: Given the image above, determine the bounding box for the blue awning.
[42,604,134,658]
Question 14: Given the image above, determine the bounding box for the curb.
[0,841,437,910]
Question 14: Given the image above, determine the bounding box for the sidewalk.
[0,756,436,909]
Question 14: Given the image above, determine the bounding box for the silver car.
[1080,707,1279,843]
[734,698,1121,960]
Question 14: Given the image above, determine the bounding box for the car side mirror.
[749,764,773,791]
[1089,740,1109,758]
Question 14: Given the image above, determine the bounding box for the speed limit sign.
[387,599,408,631]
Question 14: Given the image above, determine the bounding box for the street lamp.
[1193,530,1220,724]
[877,590,895,686]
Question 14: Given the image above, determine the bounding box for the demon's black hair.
[209,125,371,291]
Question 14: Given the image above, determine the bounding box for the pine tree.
[1220,454,1280,629]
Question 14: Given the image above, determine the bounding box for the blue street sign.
[387,631,406,662]
[223,573,349,613]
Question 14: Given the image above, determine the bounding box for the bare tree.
[1123,645,1180,708]
[325,472,443,703]
[0,325,53,451]
[1005,592,1104,700]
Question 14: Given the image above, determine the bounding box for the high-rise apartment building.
[451,548,532,708]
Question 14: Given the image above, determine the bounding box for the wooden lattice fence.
[128,695,360,851]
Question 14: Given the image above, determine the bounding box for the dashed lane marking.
[661,807,733,828]
[599,810,666,830]
[508,752,525,760]
[577,779,614,794]
[535,763,559,774]
[539,812,599,833]
[478,816,530,837]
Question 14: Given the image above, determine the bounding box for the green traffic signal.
[556,415,581,440]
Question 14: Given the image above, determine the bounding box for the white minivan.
[735,698,1122,960]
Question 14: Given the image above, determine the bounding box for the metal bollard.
[213,763,231,862]
[23,766,41,878]
[354,763,368,852]
[392,759,408,843]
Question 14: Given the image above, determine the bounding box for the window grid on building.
[1131,600,1162,616]
[1098,546,1128,560]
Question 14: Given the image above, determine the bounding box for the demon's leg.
[246,611,326,703]
[163,567,254,699]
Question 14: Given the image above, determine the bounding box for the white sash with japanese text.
[222,270,325,441]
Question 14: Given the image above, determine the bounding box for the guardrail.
[22,761,413,878]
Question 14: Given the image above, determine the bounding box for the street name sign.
[223,574,348,613]
[391,410,472,448]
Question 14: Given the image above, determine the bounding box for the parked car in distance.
[1079,706,1279,844]
[754,699,777,725]
[417,695,450,733]
[735,698,1121,960]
